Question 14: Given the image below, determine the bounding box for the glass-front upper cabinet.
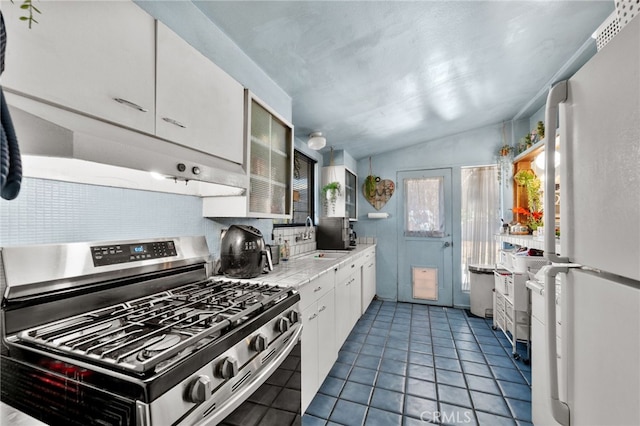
[345,168,357,220]
[248,94,293,218]
[322,165,357,220]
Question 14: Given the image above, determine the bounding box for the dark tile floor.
[302,300,532,426]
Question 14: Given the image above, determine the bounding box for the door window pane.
[404,177,445,237]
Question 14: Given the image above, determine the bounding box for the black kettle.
[220,225,272,278]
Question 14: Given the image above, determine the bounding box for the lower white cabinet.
[300,273,336,413]
[335,258,361,349]
[298,246,376,413]
[361,248,376,314]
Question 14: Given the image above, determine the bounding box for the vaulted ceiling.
[193,1,613,159]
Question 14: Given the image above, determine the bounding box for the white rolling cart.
[494,250,548,363]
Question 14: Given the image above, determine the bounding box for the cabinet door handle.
[113,97,148,112]
[318,306,326,312]
[308,313,318,321]
[314,286,322,292]
[162,117,187,129]
[351,264,355,268]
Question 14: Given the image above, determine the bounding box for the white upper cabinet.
[1,1,156,134]
[322,165,357,219]
[155,23,244,164]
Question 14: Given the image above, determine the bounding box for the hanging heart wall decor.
[363,176,395,210]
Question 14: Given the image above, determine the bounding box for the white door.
[397,169,453,306]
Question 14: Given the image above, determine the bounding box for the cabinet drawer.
[513,310,529,325]
[337,261,358,284]
[504,298,514,321]
[496,310,506,331]
[506,315,514,335]
[298,272,334,310]
[495,290,505,311]
[507,275,515,296]
[494,272,509,295]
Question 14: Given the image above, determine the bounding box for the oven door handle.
[186,324,302,426]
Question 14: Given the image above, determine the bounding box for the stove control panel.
[91,240,177,266]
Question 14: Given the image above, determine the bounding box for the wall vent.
[595,2,638,51]
[616,0,639,29]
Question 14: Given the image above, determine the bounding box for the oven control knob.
[217,357,238,380]
[251,334,268,352]
[188,375,212,403]
[288,310,299,324]
[277,317,291,333]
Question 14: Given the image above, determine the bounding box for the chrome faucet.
[304,216,314,240]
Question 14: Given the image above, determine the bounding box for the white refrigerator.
[537,14,639,426]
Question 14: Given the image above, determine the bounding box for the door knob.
[443,241,452,248]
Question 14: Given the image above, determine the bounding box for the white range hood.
[6,91,249,195]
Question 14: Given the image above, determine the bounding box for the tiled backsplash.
[272,226,316,257]
[0,178,271,261]
[357,236,378,244]
[0,178,371,261]
[0,178,204,246]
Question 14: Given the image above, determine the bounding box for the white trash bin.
[469,264,495,318]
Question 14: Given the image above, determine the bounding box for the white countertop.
[258,243,376,289]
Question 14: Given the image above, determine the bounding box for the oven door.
[219,341,302,426]
[174,326,301,426]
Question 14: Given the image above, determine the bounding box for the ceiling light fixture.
[307,132,326,150]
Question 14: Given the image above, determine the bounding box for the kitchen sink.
[300,251,347,260]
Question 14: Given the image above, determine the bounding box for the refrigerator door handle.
[545,264,577,426]
[544,81,569,264]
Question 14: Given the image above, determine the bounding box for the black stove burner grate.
[14,279,293,374]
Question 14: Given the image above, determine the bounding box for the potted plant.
[514,169,533,186]
[537,121,545,140]
[322,181,341,213]
[364,174,377,198]
[499,144,513,157]
[514,169,543,231]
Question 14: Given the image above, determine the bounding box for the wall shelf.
[513,138,545,163]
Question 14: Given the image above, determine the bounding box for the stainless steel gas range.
[0,236,301,425]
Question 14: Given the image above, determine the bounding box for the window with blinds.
[292,151,316,224]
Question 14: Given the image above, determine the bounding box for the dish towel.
[1,11,22,200]
[1,86,22,200]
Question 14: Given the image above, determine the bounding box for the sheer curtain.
[404,177,445,238]
[461,166,500,291]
